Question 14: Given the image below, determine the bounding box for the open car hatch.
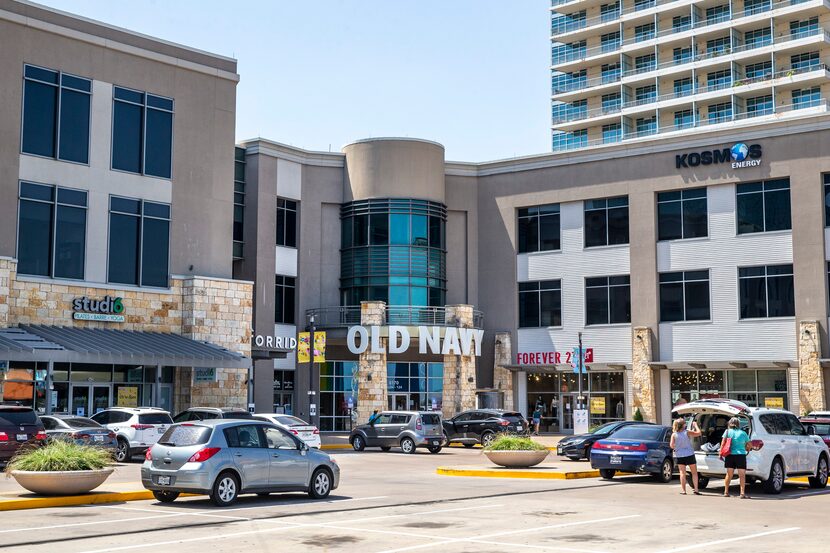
[671,398,751,417]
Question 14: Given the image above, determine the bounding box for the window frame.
[518,280,563,329]
[585,275,631,326]
[275,275,297,324]
[656,187,708,241]
[110,85,174,179]
[659,270,712,322]
[276,197,299,248]
[584,196,629,248]
[20,63,92,166]
[106,195,171,288]
[517,204,561,254]
[738,264,795,319]
[736,179,791,235]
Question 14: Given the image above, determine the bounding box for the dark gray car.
[40,415,117,452]
[349,411,443,454]
[141,419,340,506]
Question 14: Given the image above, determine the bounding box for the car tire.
[763,458,785,494]
[463,443,475,448]
[809,455,829,489]
[428,445,442,454]
[567,456,581,462]
[653,458,673,483]
[115,439,130,463]
[308,468,332,499]
[599,469,616,480]
[400,437,417,454]
[481,432,496,448]
[210,472,240,507]
[380,446,391,452]
[697,475,710,489]
[351,435,365,452]
[152,490,179,503]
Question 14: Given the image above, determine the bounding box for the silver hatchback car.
[349,411,443,454]
[141,419,339,506]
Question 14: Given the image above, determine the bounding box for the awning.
[0,325,250,368]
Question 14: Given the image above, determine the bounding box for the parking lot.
[1,447,827,552]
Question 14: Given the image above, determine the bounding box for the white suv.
[673,398,829,494]
[91,407,173,462]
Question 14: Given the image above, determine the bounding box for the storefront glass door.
[389,394,409,411]
[70,385,110,417]
[561,394,575,432]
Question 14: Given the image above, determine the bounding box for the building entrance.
[70,385,110,417]
[388,394,410,410]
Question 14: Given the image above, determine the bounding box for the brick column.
[357,301,387,422]
[443,305,477,417]
[799,321,825,414]
[493,331,514,411]
[632,326,657,423]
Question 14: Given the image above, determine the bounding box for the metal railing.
[305,306,485,329]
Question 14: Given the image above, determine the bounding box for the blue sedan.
[589,424,674,483]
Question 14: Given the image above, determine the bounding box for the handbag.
[719,431,732,459]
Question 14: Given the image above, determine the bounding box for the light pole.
[308,313,317,427]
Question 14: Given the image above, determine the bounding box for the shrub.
[5,440,112,474]
[484,434,547,452]
[633,407,644,422]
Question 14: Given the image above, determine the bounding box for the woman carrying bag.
[721,417,753,499]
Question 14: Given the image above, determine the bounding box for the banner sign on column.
[298,332,311,363]
[313,332,327,362]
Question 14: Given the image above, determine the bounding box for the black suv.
[172,407,253,423]
[0,405,46,465]
[443,409,528,447]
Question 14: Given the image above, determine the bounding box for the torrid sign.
[72,296,125,322]
[517,348,593,365]
[676,143,762,169]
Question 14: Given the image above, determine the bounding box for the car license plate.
[157,427,165,434]
[157,476,171,486]
[517,426,523,432]
[16,434,27,441]
[557,446,563,455]
[432,440,439,446]
[93,435,104,442]
[610,455,622,465]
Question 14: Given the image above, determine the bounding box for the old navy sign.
[676,143,761,169]
[347,326,484,356]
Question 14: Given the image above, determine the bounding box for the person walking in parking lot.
[670,418,701,495]
[532,407,542,435]
[722,417,752,499]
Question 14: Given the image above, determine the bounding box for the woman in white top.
[670,418,702,495]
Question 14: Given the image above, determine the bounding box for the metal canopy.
[0,325,251,368]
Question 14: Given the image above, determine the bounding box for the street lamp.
[308,313,317,427]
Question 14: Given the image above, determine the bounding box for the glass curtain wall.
[319,361,358,432]
[670,369,788,409]
[386,362,443,412]
[526,371,624,432]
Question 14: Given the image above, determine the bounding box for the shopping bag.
[719,437,732,459]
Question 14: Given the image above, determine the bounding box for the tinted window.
[108,211,140,285]
[659,271,710,322]
[144,109,173,178]
[173,412,191,423]
[17,197,53,276]
[786,415,806,435]
[518,205,560,253]
[22,78,58,157]
[159,425,212,446]
[374,414,393,424]
[224,424,265,448]
[112,101,142,173]
[584,196,629,247]
[390,415,410,424]
[0,409,38,425]
[112,88,173,178]
[610,426,665,440]
[277,199,298,247]
[141,217,169,287]
[807,423,830,435]
[138,413,173,425]
[421,414,441,425]
[591,422,622,434]
[59,87,91,163]
[760,414,778,434]
[41,417,59,430]
[90,411,109,424]
[54,204,86,279]
[65,417,101,429]
[586,276,631,325]
[222,411,254,419]
[737,179,791,234]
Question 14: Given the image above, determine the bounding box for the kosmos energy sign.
[676,142,762,169]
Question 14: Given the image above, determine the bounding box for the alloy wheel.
[314,471,330,496]
[218,476,236,503]
[116,441,128,462]
[820,458,828,485]
[482,433,495,447]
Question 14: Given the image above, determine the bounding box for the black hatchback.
[443,409,528,447]
[0,405,46,465]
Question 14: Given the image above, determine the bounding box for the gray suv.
[349,411,443,454]
[141,419,340,506]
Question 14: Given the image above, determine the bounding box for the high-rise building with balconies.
[550,0,830,151]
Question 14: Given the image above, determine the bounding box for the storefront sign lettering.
[590,397,606,415]
[72,296,125,322]
[517,349,593,365]
[764,396,784,409]
[194,367,216,383]
[676,142,762,169]
[117,386,138,407]
[253,334,297,349]
[346,326,484,356]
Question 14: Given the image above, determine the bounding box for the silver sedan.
[141,419,339,506]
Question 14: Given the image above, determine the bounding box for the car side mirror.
[807,425,816,435]
[299,441,308,451]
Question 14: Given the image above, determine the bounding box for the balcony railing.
[306,306,485,329]
[552,98,827,150]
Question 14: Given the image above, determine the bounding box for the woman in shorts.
[722,417,753,499]
[671,418,702,495]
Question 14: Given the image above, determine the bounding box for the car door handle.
[272,454,280,458]
[235,453,243,457]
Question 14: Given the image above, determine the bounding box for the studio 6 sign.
[346,326,484,356]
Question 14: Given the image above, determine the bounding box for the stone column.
[0,257,13,328]
[632,326,657,423]
[357,301,387,422]
[442,305,477,418]
[493,331,514,411]
[799,321,825,414]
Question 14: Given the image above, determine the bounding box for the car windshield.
[158,425,212,446]
[0,409,38,425]
[610,426,664,441]
[500,412,524,422]
[590,422,620,434]
[139,413,173,425]
[276,416,308,426]
[64,417,101,429]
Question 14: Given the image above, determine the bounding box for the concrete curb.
[0,491,202,512]
[436,466,600,480]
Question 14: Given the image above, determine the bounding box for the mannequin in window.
[616,400,625,420]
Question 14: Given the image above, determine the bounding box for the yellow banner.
[314,331,326,363]
[297,332,310,363]
[590,397,606,415]
[117,386,138,407]
[764,397,784,409]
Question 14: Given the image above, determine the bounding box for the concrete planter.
[10,468,114,495]
[484,450,549,468]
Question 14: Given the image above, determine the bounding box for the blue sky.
[37,1,551,161]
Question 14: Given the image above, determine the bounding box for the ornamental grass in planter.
[483,434,549,468]
[6,440,115,495]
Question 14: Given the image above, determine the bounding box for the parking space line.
[653,527,800,553]
[469,539,611,553]
[0,513,186,534]
[373,514,641,553]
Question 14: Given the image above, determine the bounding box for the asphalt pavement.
[0,447,826,552]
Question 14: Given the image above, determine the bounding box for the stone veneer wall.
[493,331,514,411]
[798,320,825,413]
[0,257,253,411]
[631,326,657,423]
[442,305,477,418]
[357,301,388,423]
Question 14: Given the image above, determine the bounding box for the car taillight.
[35,431,47,441]
[0,432,8,442]
[290,429,299,435]
[416,417,422,431]
[592,442,647,451]
[131,424,153,430]
[499,420,510,426]
[145,449,153,461]
[593,442,609,449]
[108,432,116,439]
[750,439,764,451]
[188,447,221,463]
[312,429,319,435]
